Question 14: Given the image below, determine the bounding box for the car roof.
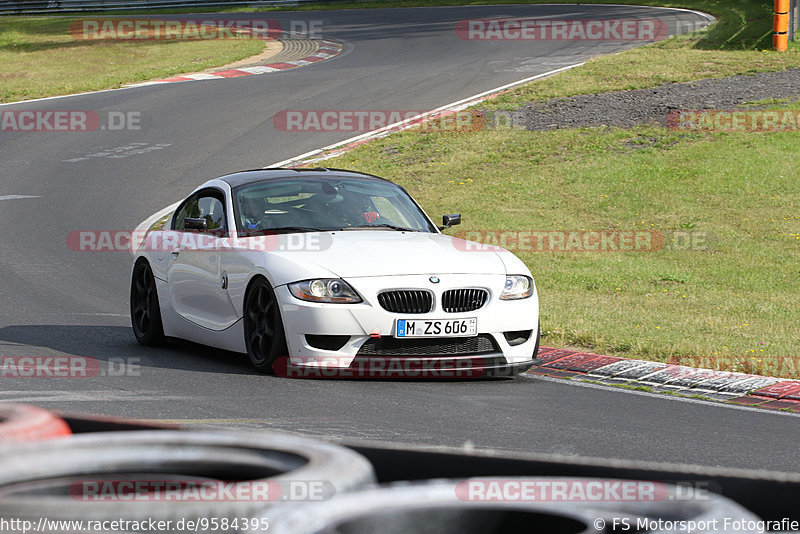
[216,168,391,189]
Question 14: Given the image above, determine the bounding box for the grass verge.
[0,17,264,103]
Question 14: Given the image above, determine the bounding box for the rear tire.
[243,277,287,373]
[130,259,165,346]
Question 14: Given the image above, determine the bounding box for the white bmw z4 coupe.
[130,168,540,378]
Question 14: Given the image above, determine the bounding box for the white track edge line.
[267,62,585,168]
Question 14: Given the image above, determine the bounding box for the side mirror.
[439,214,461,231]
[184,217,208,232]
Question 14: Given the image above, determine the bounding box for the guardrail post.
[775,0,790,51]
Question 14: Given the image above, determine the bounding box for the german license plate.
[395,318,477,338]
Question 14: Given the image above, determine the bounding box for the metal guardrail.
[0,0,324,15]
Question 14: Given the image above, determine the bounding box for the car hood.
[263,230,509,281]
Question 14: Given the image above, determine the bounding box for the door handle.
[171,251,180,258]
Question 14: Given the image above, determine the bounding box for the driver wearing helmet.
[241,196,265,231]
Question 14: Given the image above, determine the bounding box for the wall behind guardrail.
[0,0,330,15]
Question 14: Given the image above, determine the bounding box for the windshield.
[232,177,436,234]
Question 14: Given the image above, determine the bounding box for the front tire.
[130,260,165,346]
[243,277,287,373]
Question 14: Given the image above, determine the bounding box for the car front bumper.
[274,274,539,374]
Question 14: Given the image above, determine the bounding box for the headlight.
[288,279,362,303]
[500,275,534,300]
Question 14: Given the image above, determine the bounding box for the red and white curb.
[530,347,800,413]
[128,38,342,86]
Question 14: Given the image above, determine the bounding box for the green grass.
[317,109,800,378]
[0,17,264,102]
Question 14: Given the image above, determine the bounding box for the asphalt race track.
[2,5,797,473]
